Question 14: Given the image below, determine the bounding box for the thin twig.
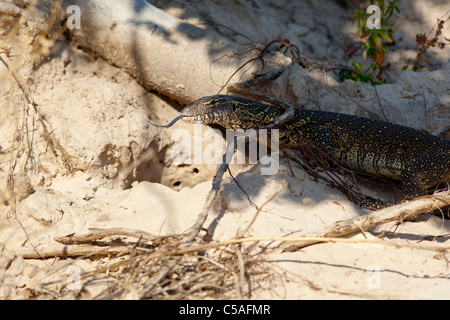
[235,246,245,299]
[183,133,241,245]
[138,258,179,299]
[236,182,285,238]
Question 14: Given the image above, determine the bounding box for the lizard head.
[149,95,282,130]
[181,95,281,130]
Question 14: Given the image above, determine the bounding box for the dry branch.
[17,228,173,259]
[54,227,162,244]
[15,244,131,259]
[282,191,450,251]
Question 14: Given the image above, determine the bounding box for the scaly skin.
[181,95,450,200]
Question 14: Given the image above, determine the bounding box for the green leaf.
[366,47,377,58]
[394,5,400,13]
[352,61,364,72]
[373,35,383,52]
[380,32,392,43]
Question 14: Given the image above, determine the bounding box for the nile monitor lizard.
[157,95,450,204]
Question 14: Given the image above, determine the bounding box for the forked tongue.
[149,114,189,128]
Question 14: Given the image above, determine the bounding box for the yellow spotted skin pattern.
[182,95,450,199]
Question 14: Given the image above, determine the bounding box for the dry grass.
[0,0,73,209]
[33,230,281,300]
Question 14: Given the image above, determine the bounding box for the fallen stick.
[282,191,450,252]
[171,234,450,256]
[15,245,132,259]
[54,227,163,244]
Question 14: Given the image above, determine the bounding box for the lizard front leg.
[401,152,450,199]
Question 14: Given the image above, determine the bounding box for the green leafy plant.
[339,0,400,83]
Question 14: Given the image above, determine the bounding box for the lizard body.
[180,95,450,200]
